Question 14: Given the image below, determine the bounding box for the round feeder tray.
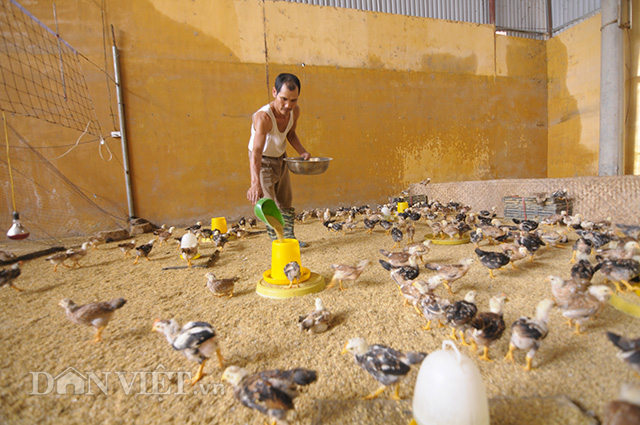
[424,234,471,245]
[180,252,201,260]
[256,272,325,299]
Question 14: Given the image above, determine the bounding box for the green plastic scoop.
[254,198,284,228]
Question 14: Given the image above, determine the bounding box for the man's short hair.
[275,73,301,94]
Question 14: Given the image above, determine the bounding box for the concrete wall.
[0,0,628,239]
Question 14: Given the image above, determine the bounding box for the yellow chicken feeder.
[254,199,325,299]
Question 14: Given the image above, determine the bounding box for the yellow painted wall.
[548,10,640,177]
[1,0,610,239]
[627,3,640,174]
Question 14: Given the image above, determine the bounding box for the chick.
[597,240,640,261]
[571,259,595,287]
[594,258,640,293]
[379,220,393,235]
[512,218,539,232]
[152,319,224,385]
[205,272,239,298]
[379,255,420,284]
[468,294,507,361]
[570,237,594,263]
[444,290,478,345]
[342,337,426,400]
[476,224,507,245]
[379,249,417,268]
[475,247,510,278]
[117,240,136,258]
[559,285,611,335]
[298,298,332,334]
[414,279,451,330]
[606,332,640,375]
[0,262,23,291]
[180,244,199,268]
[603,383,640,425]
[0,250,17,262]
[221,366,317,425]
[327,259,370,291]
[504,298,554,371]
[390,226,403,249]
[403,240,432,264]
[546,274,589,309]
[154,226,176,246]
[66,242,90,268]
[45,251,70,272]
[87,233,107,250]
[133,240,155,264]
[424,258,474,295]
[516,231,546,262]
[502,244,529,270]
[406,221,415,244]
[363,217,378,234]
[284,261,301,288]
[60,297,126,343]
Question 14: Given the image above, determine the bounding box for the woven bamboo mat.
[409,175,640,224]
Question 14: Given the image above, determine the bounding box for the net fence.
[0,0,101,137]
[0,0,127,249]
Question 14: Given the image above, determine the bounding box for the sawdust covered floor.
[0,218,638,425]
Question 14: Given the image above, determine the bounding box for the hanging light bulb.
[7,211,29,240]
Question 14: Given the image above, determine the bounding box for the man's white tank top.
[248,104,294,157]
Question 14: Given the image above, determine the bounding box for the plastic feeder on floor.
[211,217,227,234]
[253,199,325,298]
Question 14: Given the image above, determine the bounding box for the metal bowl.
[284,157,332,175]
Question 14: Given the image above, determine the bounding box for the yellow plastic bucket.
[211,217,227,233]
[270,239,301,281]
[397,201,409,213]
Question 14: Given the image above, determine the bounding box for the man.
[247,73,310,246]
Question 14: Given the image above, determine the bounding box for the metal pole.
[545,0,553,39]
[111,26,135,217]
[599,0,625,176]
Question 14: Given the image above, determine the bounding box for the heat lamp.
[7,211,29,240]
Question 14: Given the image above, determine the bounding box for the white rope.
[50,121,90,160]
[98,137,113,161]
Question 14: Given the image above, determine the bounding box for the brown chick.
[0,262,23,291]
[546,275,589,309]
[594,258,640,293]
[134,240,155,264]
[379,249,417,268]
[284,261,302,288]
[117,240,136,258]
[45,251,70,272]
[444,290,478,345]
[603,383,640,425]
[468,294,507,361]
[88,233,107,250]
[403,240,432,264]
[154,226,176,246]
[504,298,554,371]
[59,297,127,343]
[205,272,239,298]
[425,258,474,295]
[406,221,415,244]
[66,242,90,268]
[298,298,332,333]
[559,285,611,335]
[0,250,17,263]
[327,259,370,291]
